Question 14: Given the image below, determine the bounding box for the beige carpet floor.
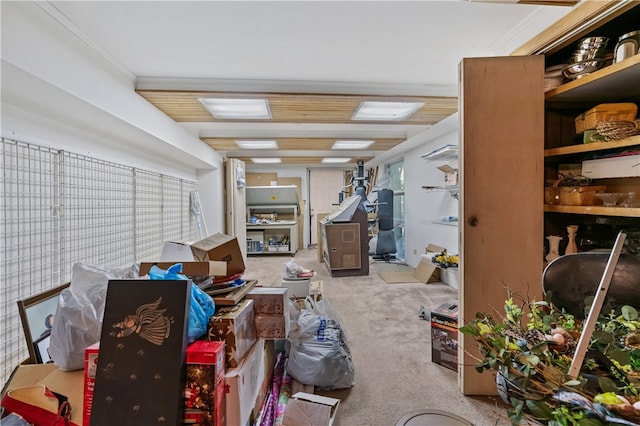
[243,249,511,426]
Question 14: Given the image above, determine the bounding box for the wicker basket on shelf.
[545,177,606,206]
[595,119,640,141]
[575,102,638,134]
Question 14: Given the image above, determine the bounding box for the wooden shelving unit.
[544,135,640,157]
[245,186,300,255]
[458,1,640,395]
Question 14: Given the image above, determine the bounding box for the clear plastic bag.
[49,262,138,371]
[283,259,314,279]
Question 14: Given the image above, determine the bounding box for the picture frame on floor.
[17,283,70,363]
[33,333,53,363]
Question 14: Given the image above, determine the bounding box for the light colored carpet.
[243,249,511,425]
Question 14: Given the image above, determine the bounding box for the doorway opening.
[307,169,346,248]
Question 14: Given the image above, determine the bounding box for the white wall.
[398,129,460,287]
[1,2,226,231]
[197,168,226,236]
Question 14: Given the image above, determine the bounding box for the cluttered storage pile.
[461,233,640,425]
[1,233,353,426]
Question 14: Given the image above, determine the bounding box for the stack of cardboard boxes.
[3,233,340,426]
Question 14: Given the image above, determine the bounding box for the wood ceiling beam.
[233,156,374,164]
[136,90,457,125]
[201,137,405,151]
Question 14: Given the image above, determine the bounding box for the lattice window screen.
[163,176,185,244]
[1,141,60,383]
[134,170,164,262]
[0,138,198,384]
[61,153,136,273]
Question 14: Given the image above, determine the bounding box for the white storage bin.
[582,154,640,179]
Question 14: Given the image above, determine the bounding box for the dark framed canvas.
[91,279,191,426]
[17,282,70,363]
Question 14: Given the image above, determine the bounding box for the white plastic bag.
[286,297,355,390]
[48,262,138,371]
[303,293,349,342]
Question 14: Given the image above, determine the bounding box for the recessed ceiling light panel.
[322,157,352,163]
[352,101,424,121]
[332,140,375,150]
[251,158,282,164]
[235,140,279,149]
[199,98,271,119]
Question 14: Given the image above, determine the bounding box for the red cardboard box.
[83,342,100,426]
[184,340,226,426]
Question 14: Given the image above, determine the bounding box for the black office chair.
[369,188,397,261]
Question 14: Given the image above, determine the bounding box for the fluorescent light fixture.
[421,144,458,160]
[352,101,424,121]
[331,140,375,150]
[199,98,271,119]
[235,140,278,149]
[322,157,352,163]
[251,158,281,164]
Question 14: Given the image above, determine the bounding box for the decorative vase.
[566,225,579,255]
[546,235,562,262]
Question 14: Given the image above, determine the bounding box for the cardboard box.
[310,281,323,295]
[255,314,289,339]
[84,342,100,426]
[208,299,257,368]
[191,233,246,276]
[582,154,640,179]
[282,392,341,426]
[437,164,458,186]
[2,364,84,426]
[413,260,439,284]
[184,340,226,426]
[246,287,288,315]
[414,244,445,283]
[280,278,310,299]
[139,261,227,277]
[430,300,459,372]
[160,241,195,261]
[224,340,266,426]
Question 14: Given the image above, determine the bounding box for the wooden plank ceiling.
[136,89,458,164]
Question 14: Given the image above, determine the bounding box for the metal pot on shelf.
[614,30,640,63]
